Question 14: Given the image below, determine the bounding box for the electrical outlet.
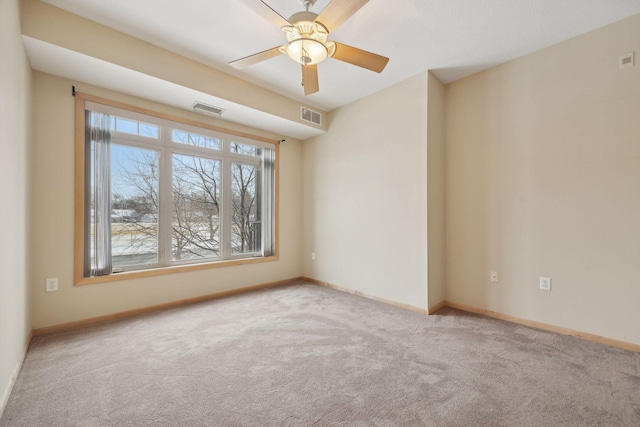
[46,278,59,292]
[539,276,551,291]
[490,271,498,283]
[311,252,316,261]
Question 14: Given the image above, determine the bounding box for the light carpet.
[1,281,639,426]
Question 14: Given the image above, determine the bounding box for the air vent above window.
[301,107,321,126]
[192,102,224,117]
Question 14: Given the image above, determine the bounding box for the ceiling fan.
[229,0,389,96]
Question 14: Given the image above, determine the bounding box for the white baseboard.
[0,331,33,417]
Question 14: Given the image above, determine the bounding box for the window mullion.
[221,145,233,259]
[159,129,173,266]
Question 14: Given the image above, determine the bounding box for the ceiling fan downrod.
[301,0,316,12]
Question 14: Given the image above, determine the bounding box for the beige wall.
[427,73,446,310]
[445,14,640,344]
[303,73,429,310]
[30,72,303,329]
[0,0,32,413]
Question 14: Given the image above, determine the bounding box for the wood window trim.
[74,92,280,286]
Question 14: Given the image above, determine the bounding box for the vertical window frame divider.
[221,146,233,259]
[159,128,172,267]
[74,92,280,286]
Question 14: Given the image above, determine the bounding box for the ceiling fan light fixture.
[230,0,389,95]
[285,38,328,65]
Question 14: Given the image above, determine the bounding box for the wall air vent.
[619,52,634,69]
[301,107,321,126]
[192,102,224,117]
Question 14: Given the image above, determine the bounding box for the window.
[75,94,277,284]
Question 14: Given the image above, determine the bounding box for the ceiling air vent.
[301,107,321,126]
[192,102,224,117]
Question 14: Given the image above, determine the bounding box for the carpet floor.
[1,281,639,426]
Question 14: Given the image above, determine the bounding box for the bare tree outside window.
[110,146,261,266]
[231,162,260,254]
[172,154,220,261]
[80,100,276,281]
[110,144,159,269]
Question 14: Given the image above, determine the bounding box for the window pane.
[230,142,261,157]
[172,154,221,261]
[110,116,158,138]
[114,117,138,135]
[231,162,261,255]
[139,123,159,138]
[111,144,159,269]
[172,129,221,150]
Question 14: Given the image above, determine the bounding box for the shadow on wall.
[431,62,503,84]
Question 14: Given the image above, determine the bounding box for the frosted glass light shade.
[285,38,328,65]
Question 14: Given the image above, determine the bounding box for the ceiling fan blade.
[302,64,319,95]
[238,0,291,28]
[332,42,389,73]
[229,46,283,69]
[315,0,369,33]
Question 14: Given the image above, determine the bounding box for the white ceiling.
[28,0,640,123]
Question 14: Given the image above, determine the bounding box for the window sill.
[74,255,279,286]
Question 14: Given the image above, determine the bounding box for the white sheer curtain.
[261,148,275,257]
[86,110,112,276]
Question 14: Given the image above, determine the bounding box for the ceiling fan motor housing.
[281,11,335,65]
